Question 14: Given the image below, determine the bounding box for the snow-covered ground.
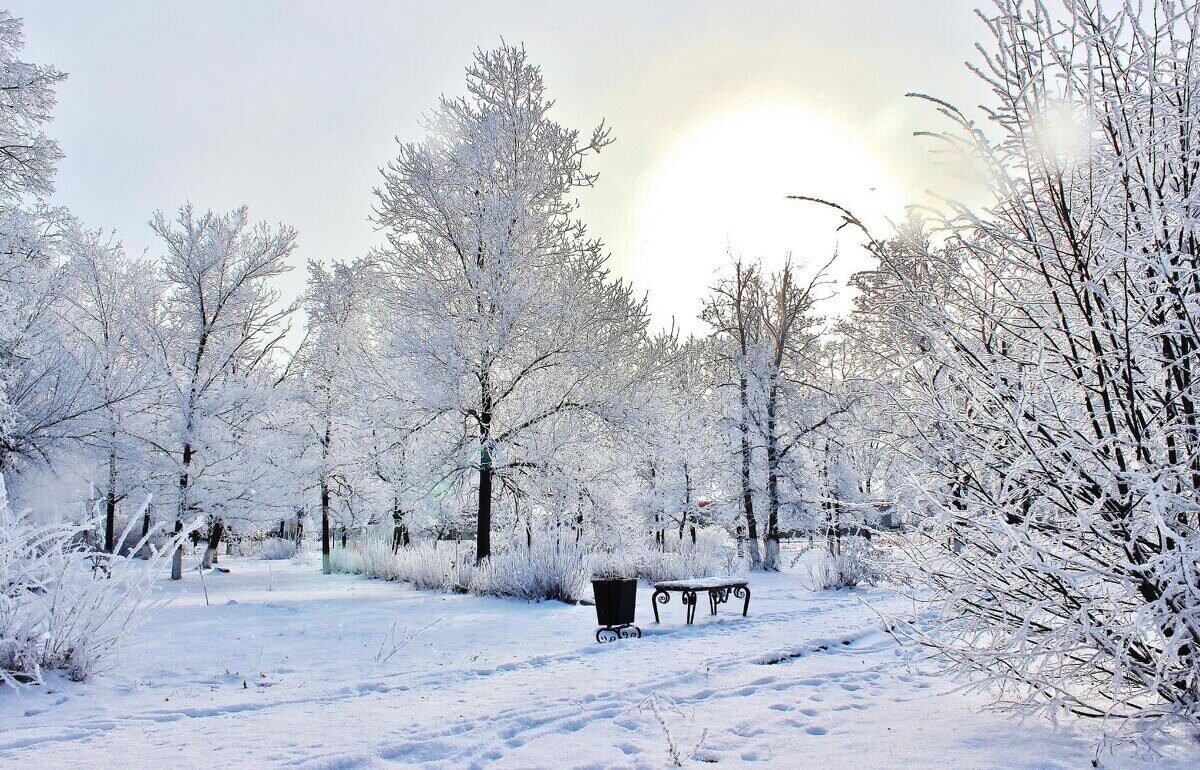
[1,552,1195,769]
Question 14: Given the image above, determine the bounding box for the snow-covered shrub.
[590,549,640,580]
[258,537,296,561]
[291,545,319,567]
[637,537,747,584]
[329,538,400,579]
[471,542,590,602]
[329,539,471,592]
[0,477,172,686]
[603,528,747,584]
[400,542,467,591]
[331,537,591,602]
[806,538,881,590]
[448,551,475,593]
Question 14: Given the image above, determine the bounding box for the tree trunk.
[104,451,117,553]
[201,518,224,569]
[763,382,782,571]
[392,499,409,553]
[739,375,762,568]
[477,454,492,563]
[476,375,493,564]
[172,441,193,580]
[170,518,184,580]
[321,478,331,574]
[764,535,780,570]
[140,504,152,559]
[680,463,691,543]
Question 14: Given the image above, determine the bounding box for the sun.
[632,101,906,333]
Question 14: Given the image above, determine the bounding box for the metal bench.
[651,578,750,625]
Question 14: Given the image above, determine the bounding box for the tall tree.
[702,259,765,567]
[294,257,377,574]
[62,226,156,552]
[631,336,723,548]
[751,258,831,570]
[145,204,296,579]
[0,11,108,476]
[374,44,648,563]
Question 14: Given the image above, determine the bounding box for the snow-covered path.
[0,556,1193,768]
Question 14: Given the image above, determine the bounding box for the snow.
[0,552,1196,768]
[653,577,748,590]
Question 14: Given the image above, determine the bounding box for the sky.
[9,1,989,336]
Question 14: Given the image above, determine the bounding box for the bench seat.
[651,578,750,624]
[653,577,747,591]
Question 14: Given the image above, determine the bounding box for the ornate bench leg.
[684,590,698,624]
[652,589,668,623]
[735,585,751,617]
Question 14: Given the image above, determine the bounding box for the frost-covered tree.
[0,11,108,475]
[702,259,765,567]
[0,12,61,206]
[703,256,841,570]
[144,205,296,579]
[62,227,157,552]
[837,0,1200,725]
[373,44,649,562]
[630,336,725,549]
[294,257,379,573]
[749,258,835,570]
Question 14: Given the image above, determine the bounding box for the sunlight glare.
[632,101,906,333]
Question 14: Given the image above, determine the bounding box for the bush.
[258,537,296,561]
[806,537,882,590]
[0,476,173,686]
[636,535,747,584]
[331,530,747,602]
[471,542,589,602]
[331,537,589,602]
[329,539,472,592]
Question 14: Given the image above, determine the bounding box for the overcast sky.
[10,1,989,334]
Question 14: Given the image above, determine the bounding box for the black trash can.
[592,578,641,642]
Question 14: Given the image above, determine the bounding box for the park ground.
[0,550,1197,768]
